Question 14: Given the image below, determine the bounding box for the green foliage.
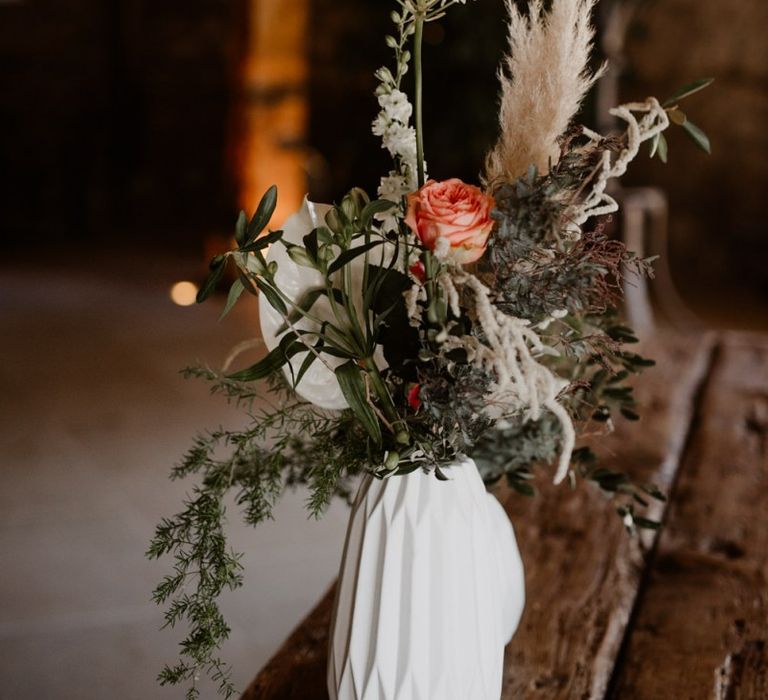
[473,129,665,522]
[473,413,562,494]
[148,372,371,696]
[150,66,713,700]
[650,77,714,160]
[336,361,384,446]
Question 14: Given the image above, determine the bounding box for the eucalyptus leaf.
[294,337,323,386]
[335,361,382,446]
[649,133,660,159]
[246,185,278,243]
[633,516,662,531]
[226,333,303,382]
[234,210,248,247]
[255,278,287,315]
[662,77,714,107]
[196,256,227,303]
[219,278,245,321]
[657,132,669,164]
[275,287,328,335]
[327,240,386,276]
[240,228,283,253]
[509,479,535,497]
[682,120,711,154]
[620,407,641,421]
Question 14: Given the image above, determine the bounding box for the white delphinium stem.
[570,97,669,228]
[373,1,478,214]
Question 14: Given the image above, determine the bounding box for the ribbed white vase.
[327,457,525,700]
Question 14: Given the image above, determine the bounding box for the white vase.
[327,457,525,700]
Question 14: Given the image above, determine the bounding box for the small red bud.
[407,384,422,411]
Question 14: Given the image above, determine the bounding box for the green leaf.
[239,272,258,297]
[234,211,248,246]
[294,337,323,386]
[255,278,287,315]
[641,484,667,502]
[285,244,318,269]
[196,255,227,303]
[240,228,283,253]
[219,278,244,320]
[509,479,535,497]
[226,333,304,382]
[662,77,714,107]
[274,287,327,335]
[591,469,629,492]
[365,266,419,374]
[668,108,687,126]
[302,229,320,264]
[606,325,639,343]
[246,185,278,243]
[327,240,386,276]
[592,405,611,422]
[360,199,396,228]
[434,466,450,481]
[649,133,660,159]
[335,361,382,446]
[633,516,662,531]
[657,131,669,164]
[620,407,641,421]
[607,370,630,385]
[682,120,711,154]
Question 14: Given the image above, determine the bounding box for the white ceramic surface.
[328,457,525,700]
[258,197,391,410]
[258,197,347,409]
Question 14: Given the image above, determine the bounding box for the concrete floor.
[0,257,349,699]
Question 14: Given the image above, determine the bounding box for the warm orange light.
[170,281,198,307]
[238,0,308,226]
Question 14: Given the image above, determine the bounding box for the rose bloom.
[405,178,495,265]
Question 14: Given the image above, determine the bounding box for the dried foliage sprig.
[149,1,713,696]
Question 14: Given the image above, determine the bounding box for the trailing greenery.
[148,3,713,694]
[147,372,369,698]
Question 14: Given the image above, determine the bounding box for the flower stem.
[413,13,425,188]
[364,357,408,442]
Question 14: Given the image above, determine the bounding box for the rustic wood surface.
[496,332,714,699]
[241,331,768,699]
[609,333,768,699]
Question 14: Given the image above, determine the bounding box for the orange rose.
[404,178,495,265]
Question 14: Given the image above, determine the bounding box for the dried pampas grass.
[484,0,605,187]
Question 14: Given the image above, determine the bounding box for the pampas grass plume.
[485,0,605,186]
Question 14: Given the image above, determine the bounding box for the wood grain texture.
[242,333,715,700]
[498,333,715,699]
[609,333,768,700]
[241,585,336,699]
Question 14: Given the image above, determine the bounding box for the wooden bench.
[243,331,768,699]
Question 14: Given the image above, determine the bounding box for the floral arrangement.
[148,0,711,696]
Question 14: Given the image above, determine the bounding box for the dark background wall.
[621,0,768,324]
[1,0,765,326]
[0,0,245,250]
[306,0,508,201]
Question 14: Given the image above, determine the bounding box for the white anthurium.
[259,196,390,411]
